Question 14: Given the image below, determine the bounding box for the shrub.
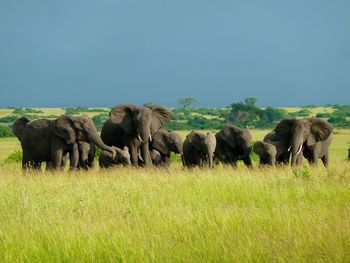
[4,150,22,163]
[0,126,14,137]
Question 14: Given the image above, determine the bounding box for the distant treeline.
[1,100,350,138]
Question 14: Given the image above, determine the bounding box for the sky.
[0,0,349,108]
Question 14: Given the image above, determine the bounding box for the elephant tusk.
[296,144,303,156]
[138,134,144,143]
[288,145,291,152]
[149,134,152,142]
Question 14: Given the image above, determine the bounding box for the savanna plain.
[0,111,350,262]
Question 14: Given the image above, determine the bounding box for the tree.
[244,97,257,107]
[178,97,197,108]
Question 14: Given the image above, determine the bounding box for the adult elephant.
[253,141,277,166]
[12,115,115,171]
[182,131,216,168]
[148,129,183,167]
[274,118,333,167]
[214,125,252,167]
[101,104,171,166]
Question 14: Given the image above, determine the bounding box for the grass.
[0,164,350,262]
[0,128,350,262]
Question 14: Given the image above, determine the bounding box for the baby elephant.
[183,131,216,168]
[99,146,131,168]
[253,141,277,166]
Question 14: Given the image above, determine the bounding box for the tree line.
[1,98,350,138]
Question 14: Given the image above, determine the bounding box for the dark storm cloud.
[0,0,349,107]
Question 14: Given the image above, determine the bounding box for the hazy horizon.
[1,0,349,108]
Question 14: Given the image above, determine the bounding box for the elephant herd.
[12,104,334,172]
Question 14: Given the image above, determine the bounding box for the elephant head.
[109,104,171,143]
[218,125,252,159]
[151,129,183,156]
[253,141,277,166]
[99,146,131,167]
[12,117,31,142]
[53,115,116,157]
[275,118,333,166]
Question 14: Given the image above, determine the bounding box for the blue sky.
[1,0,349,107]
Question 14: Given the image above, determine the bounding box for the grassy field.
[0,128,350,262]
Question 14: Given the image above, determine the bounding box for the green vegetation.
[0,165,349,262]
[0,128,349,262]
[12,108,43,115]
[65,107,109,115]
[3,150,21,163]
[1,101,350,131]
[0,126,13,138]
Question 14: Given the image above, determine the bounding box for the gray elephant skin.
[182,131,216,168]
[149,129,183,167]
[99,146,131,168]
[12,115,115,171]
[101,104,171,167]
[214,125,253,167]
[274,118,333,166]
[263,131,291,165]
[77,141,95,169]
[253,141,277,166]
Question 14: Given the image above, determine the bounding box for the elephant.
[150,149,162,166]
[263,130,291,165]
[182,131,216,168]
[77,141,95,169]
[101,104,171,167]
[49,141,95,170]
[12,115,116,171]
[148,129,183,167]
[99,146,131,168]
[214,125,253,167]
[253,141,277,166]
[274,118,333,167]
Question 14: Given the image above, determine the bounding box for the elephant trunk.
[291,135,303,166]
[138,124,151,144]
[88,130,116,158]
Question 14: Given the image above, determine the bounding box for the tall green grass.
[0,163,350,262]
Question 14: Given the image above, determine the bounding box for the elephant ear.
[109,104,137,134]
[219,125,238,148]
[53,115,76,144]
[253,141,265,156]
[275,119,295,140]
[145,105,171,134]
[151,131,169,155]
[309,119,333,143]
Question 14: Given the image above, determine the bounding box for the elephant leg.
[181,154,187,167]
[162,156,171,168]
[62,153,68,168]
[321,152,329,167]
[296,154,303,166]
[307,152,318,166]
[69,144,79,170]
[243,157,253,168]
[31,161,42,171]
[129,144,139,167]
[50,140,64,171]
[141,142,152,166]
[22,151,30,171]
